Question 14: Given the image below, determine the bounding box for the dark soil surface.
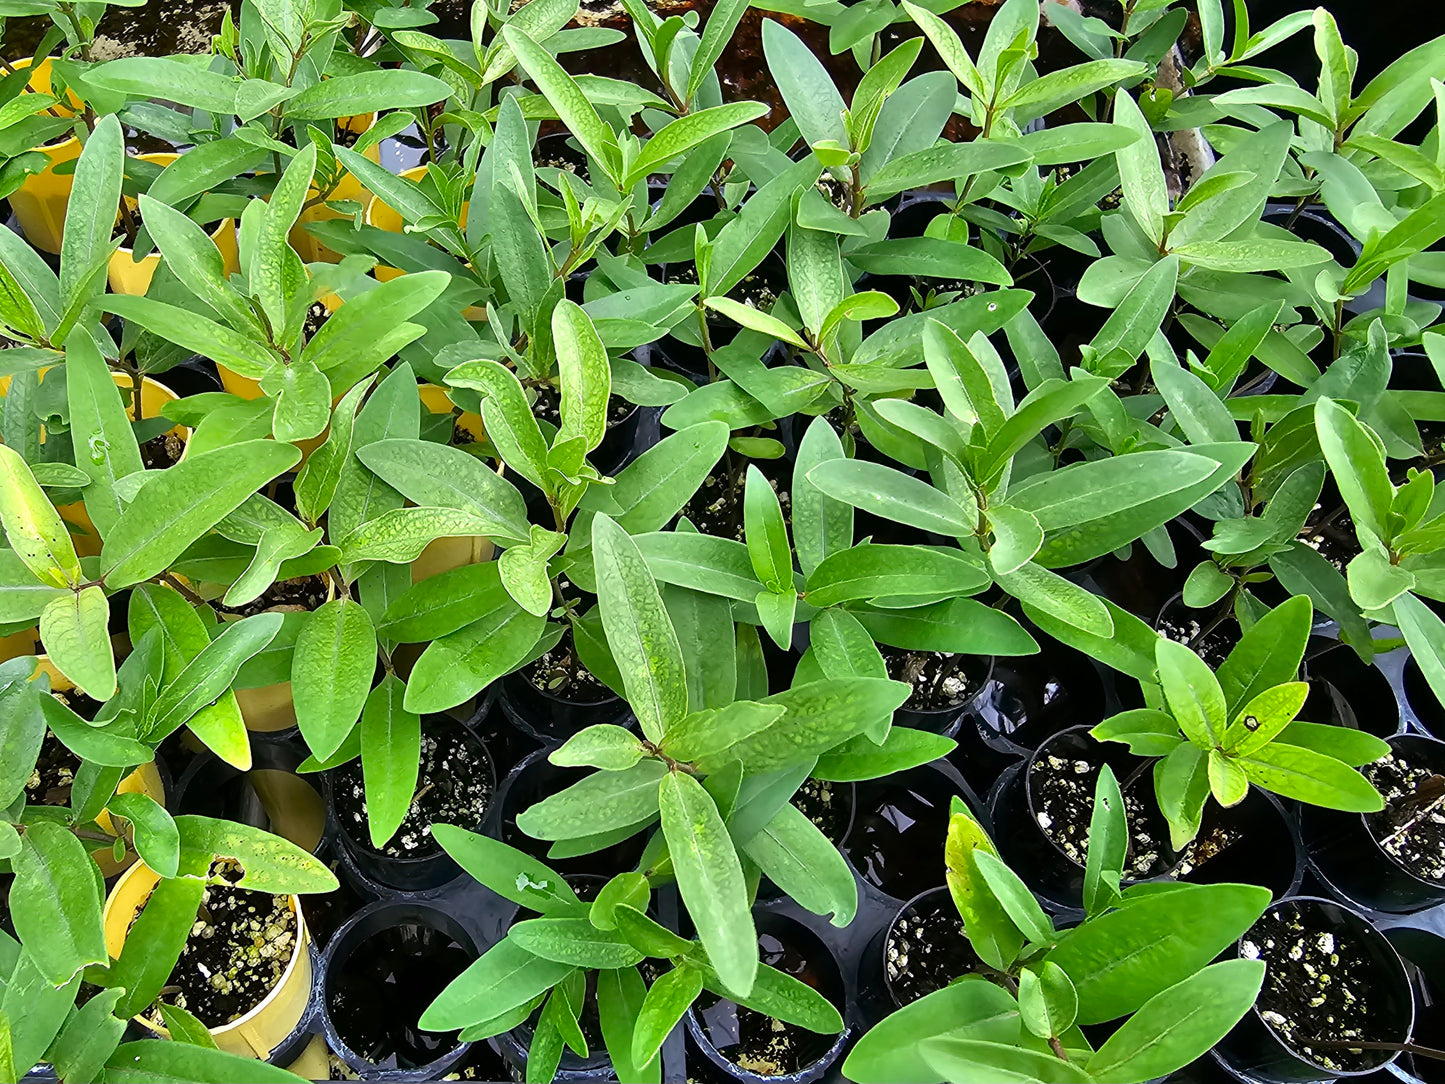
[303,301,329,340]
[1242,907,1398,1072]
[142,860,297,1029]
[333,719,492,859]
[530,383,634,431]
[885,892,985,1006]
[1175,818,1246,878]
[678,463,791,542]
[1156,604,1239,670]
[792,778,850,844]
[216,574,328,619]
[1362,753,1445,883]
[54,686,103,721]
[329,921,473,1069]
[522,630,614,703]
[26,731,81,807]
[140,432,186,471]
[1029,749,1176,879]
[694,929,837,1076]
[1298,507,1362,573]
[666,263,780,327]
[881,646,980,712]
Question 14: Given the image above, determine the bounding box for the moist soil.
[678,461,791,541]
[881,646,978,712]
[1362,753,1445,883]
[694,930,837,1077]
[216,574,329,619]
[140,860,297,1029]
[303,301,329,340]
[530,383,634,432]
[1029,749,1176,879]
[791,778,850,844]
[333,719,492,860]
[885,892,986,1006]
[521,629,614,703]
[140,432,186,471]
[1175,818,1246,878]
[1241,907,1396,1073]
[665,263,781,327]
[1298,506,1362,573]
[26,731,82,807]
[329,921,473,1069]
[1156,604,1239,670]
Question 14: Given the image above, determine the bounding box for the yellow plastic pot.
[413,533,495,583]
[7,57,81,255]
[103,862,312,1061]
[32,656,165,877]
[235,680,298,735]
[0,626,38,663]
[109,152,238,296]
[291,113,381,265]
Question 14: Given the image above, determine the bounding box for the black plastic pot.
[498,651,629,741]
[1214,896,1414,1083]
[1262,203,1359,268]
[486,747,648,880]
[1403,653,1445,739]
[874,886,986,1011]
[1084,518,1208,621]
[657,250,789,379]
[1302,635,1404,738]
[888,652,995,738]
[685,911,850,1084]
[321,899,479,1080]
[1387,350,1445,452]
[973,629,1107,753]
[843,763,990,903]
[1381,926,1445,1084]
[1302,733,1445,913]
[322,712,495,894]
[172,739,328,857]
[1155,591,1241,670]
[989,726,1181,910]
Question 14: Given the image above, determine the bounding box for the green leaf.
[631,964,703,1070]
[860,597,1038,656]
[446,358,551,490]
[744,464,794,592]
[433,824,579,913]
[337,506,500,565]
[11,821,105,985]
[287,68,451,119]
[1046,883,1271,1023]
[107,791,179,879]
[105,1041,307,1083]
[792,418,854,580]
[1237,743,1384,811]
[39,586,114,701]
[843,979,1019,1084]
[703,296,808,349]
[1092,709,1182,756]
[553,299,612,454]
[404,593,543,714]
[1112,91,1168,243]
[1155,639,1227,748]
[517,760,668,841]
[660,770,755,996]
[805,544,989,607]
[742,802,858,925]
[1018,961,1078,1039]
[64,335,144,539]
[761,19,847,153]
[864,141,1033,200]
[0,444,81,589]
[1314,397,1393,537]
[1087,960,1265,1083]
[1395,593,1445,713]
[88,57,238,113]
[805,459,977,536]
[38,695,149,768]
[509,918,644,969]
[292,598,377,762]
[1272,721,1389,766]
[814,727,956,781]
[848,237,1011,287]
[60,114,123,319]
[100,440,300,588]
[148,613,282,758]
[359,674,420,850]
[49,987,125,1084]
[1223,682,1308,755]
[921,1037,1095,1084]
[1082,766,1127,916]
[972,850,1056,945]
[1215,595,1311,714]
[628,102,769,188]
[504,26,620,182]
[592,515,687,743]
[994,562,1111,637]
[552,724,646,771]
